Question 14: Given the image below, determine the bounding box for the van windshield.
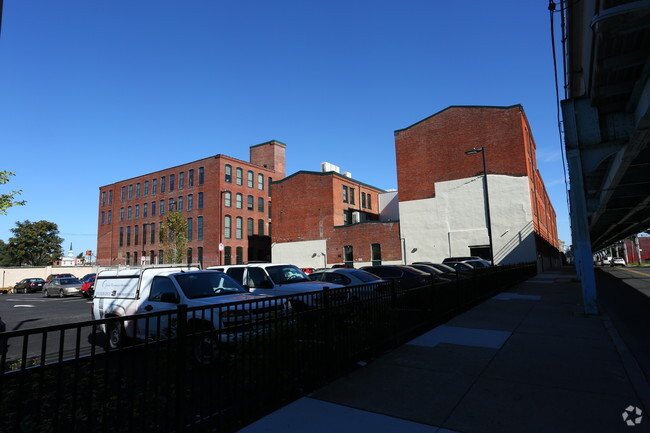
[175,272,247,299]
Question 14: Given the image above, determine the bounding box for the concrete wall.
[399,174,537,265]
[1,266,99,290]
[272,239,328,268]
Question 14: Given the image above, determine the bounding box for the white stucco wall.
[271,239,328,268]
[378,191,400,221]
[399,174,537,265]
[1,266,98,290]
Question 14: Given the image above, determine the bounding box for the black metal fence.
[0,263,536,433]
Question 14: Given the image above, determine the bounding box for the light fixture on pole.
[465,146,494,265]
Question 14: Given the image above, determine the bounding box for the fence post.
[176,304,188,433]
[321,287,333,379]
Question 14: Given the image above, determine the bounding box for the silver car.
[43,277,83,298]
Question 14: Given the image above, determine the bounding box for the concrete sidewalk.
[239,267,650,433]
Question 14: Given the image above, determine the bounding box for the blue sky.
[0,0,571,256]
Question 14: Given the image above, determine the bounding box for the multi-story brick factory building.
[96,140,285,267]
[270,164,402,268]
[395,105,560,269]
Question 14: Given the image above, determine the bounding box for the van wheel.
[43,289,50,298]
[107,322,124,350]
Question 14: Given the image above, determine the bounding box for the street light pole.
[465,146,494,265]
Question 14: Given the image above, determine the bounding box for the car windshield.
[350,270,380,282]
[266,265,309,284]
[175,272,247,299]
[60,278,81,285]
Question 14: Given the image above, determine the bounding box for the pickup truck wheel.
[107,322,124,350]
[190,326,219,365]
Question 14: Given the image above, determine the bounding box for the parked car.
[308,268,384,286]
[464,259,492,268]
[442,256,482,264]
[80,273,96,284]
[331,263,354,269]
[408,264,454,282]
[80,275,96,298]
[45,273,76,283]
[593,258,603,266]
[611,257,626,266]
[413,262,457,278]
[13,278,46,294]
[300,268,316,275]
[602,257,612,265]
[43,277,83,298]
[444,261,475,271]
[359,265,430,290]
[93,266,278,361]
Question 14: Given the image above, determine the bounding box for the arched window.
[224,215,232,239]
[225,164,232,183]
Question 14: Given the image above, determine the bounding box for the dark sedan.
[14,278,46,294]
[360,265,430,290]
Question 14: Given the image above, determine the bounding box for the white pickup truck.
[92,265,279,361]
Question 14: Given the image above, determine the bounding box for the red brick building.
[271,169,402,268]
[395,105,560,268]
[96,140,285,267]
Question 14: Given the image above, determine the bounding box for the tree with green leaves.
[0,171,26,215]
[9,220,64,266]
[0,239,18,266]
[159,211,188,264]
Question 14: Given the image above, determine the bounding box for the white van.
[92,265,278,359]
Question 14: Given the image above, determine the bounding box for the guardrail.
[0,263,536,433]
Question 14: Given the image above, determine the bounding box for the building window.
[371,243,382,266]
[258,174,264,190]
[135,225,139,246]
[158,249,163,264]
[161,176,166,193]
[350,188,355,205]
[120,207,125,222]
[343,185,349,203]
[121,186,126,202]
[224,215,232,239]
[247,195,254,211]
[368,194,372,209]
[152,178,157,195]
[268,202,272,218]
[136,183,141,198]
[189,169,194,187]
[344,245,353,266]
[143,203,148,218]
[127,206,132,220]
[224,192,231,207]
[144,181,149,196]
[199,167,204,185]
[128,185,133,200]
[127,226,131,247]
[268,177,272,197]
[225,164,232,183]
[168,198,175,212]
[126,252,130,266]
[224,246,232,265]
[236,168,243,185]
[107,210,112,224]
[143,224,147,246]
[188,194,193,210]
[343,210,349,225]
[197,216,204,240]
[247,171,254,188]
[187,217,193,241]
[235,217,242,239]
[135,205,140,219]
[258,197,264,212]
[258,219,265,236]
[169,174,175,192]
[361,192,366,208]
[179,172,184,190]
[119,227,124,247]
[109,190,113,204]
[247,218,254,236]
[151,201,156,216]
[177,196,183,212]
[151,223,155,244]
[236,247,243,264]
[236,193,242,209]
[160,200,165,215]
[150,250,155,265]
[101,212,105,225]
[101,191,106,206]
[198,192,204,209]
[268,222,271,237]
[186,247,192,265]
